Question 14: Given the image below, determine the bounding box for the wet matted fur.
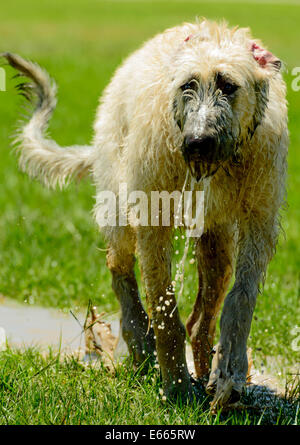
[3,19,288,408]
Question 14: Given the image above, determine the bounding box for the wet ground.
[0,296,286,403]
[0,297,196,366]
[0,298,120,353]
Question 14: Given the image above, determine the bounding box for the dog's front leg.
[207,219,276,408]
[136,226,195,401]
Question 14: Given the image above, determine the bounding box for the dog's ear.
[250,41,281,72]
[247,41,279,139]
[248,79,269,140]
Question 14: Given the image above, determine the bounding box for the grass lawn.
[0,347,298,425]
[0,0,299,425]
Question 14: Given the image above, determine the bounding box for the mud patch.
[0,298,122,355]
[1,297,295,415]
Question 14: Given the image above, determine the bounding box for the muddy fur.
[3,19,288,408]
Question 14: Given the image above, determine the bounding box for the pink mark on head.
[250,41,281,70]
[184,35,193,42]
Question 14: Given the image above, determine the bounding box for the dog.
[2,19,288,408]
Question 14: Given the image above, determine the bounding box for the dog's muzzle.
[181,135,233,181]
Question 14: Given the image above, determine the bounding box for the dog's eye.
[216,74,238,96]
[181,81,195,91]
[221,82,238,95]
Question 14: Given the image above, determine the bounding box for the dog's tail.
[2,52,93,189]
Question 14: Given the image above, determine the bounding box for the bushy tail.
[2,52,93,188]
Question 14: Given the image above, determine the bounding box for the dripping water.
[171,171,197,314]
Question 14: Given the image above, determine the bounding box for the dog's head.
[171,22,281,181]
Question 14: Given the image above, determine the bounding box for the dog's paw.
[163,377,198,404]
[207,375,243,412]
[206,343,248,411]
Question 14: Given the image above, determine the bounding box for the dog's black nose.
[184,135,218,162]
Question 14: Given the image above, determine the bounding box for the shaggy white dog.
[3,19,288,409]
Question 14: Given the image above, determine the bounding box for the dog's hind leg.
[107,234,156,368]
[186,226,234,381]
[137,226,195,401]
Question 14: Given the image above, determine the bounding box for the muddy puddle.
[0,297,196,368]
[0,298,121,353]
[0,297,287,404]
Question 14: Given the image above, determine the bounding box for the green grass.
[0,347,298,425]
[0,0,299,425]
